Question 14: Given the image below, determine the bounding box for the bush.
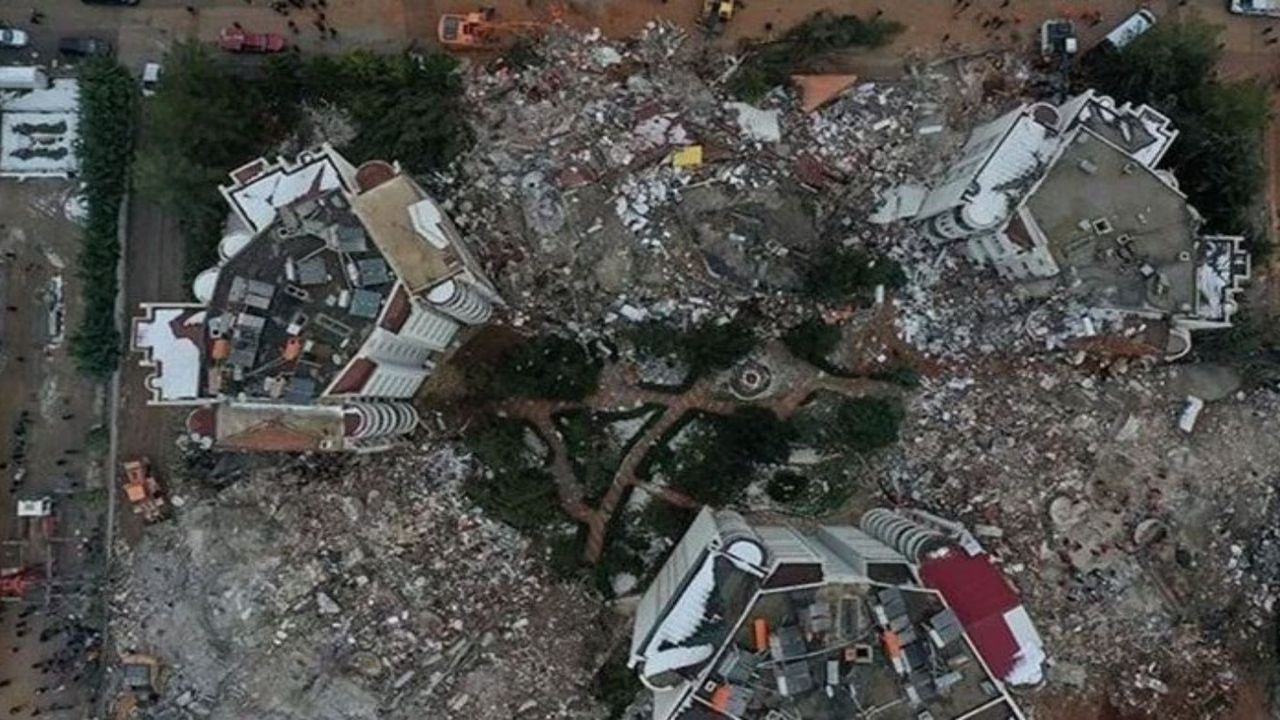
[462,420,563,531]
[833,396,903,452]
[465,466,562,533]
[477,335,602,401]
[1081,19,1268,241]
[804,247,905,301]
[70,59,137,379]
[629,317,759,380]
[681,318,757,378]
[767,470,809,503]
[593,647,644,720]
[729,12,904,101]
[783,318,842,369]
[654,408,795,506]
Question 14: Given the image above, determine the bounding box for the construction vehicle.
[0,566,42,598]
[701,0,735,35]
[217,26,287,53]
[437,9,545,49]
[113,653,162,719]
[121,458,166,523]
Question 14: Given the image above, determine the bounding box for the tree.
[767,470,809,503]
[136,43,279,279]
[832,396,903,452]
[681,318,757,377]
[465,466,562,532]
[478,335,602,401]
[804,247,906,301]
[660,408,795,506]
[783,318,842,369]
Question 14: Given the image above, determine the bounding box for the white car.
[1231,0,1280,18]
[141,62,161,97]
[0,28,30,49]
[1103,9,1156,50]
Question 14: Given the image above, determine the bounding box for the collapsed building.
[131,145,500,452]
[910,90,1249,359]
[629,507,1044,720]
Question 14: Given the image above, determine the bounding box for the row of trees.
[137,44,471,281]
[70,59,137,379]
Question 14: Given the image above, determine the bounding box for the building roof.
[203,189,403,402]
[350,175,463,294]
[209,402,345,452]
[633,510,1027,720]
[0,77,79,178]
[222,146,354,232]
[131,306,206,403]
[919,549,1044,685]
[1023,127,1198,316]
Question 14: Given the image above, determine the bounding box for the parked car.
[1102,9,1156,51]
[1230,0,1280,17]
[140,62,161,97]
[58,37,113,58]
[217,27,287,53]
[0,28,29,49]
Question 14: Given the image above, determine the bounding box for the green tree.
[478,335,602,401]
[832,396,903,452]
[767,470,809,503]
[681,318,757,377]
[136,43,279,279]
[465,466,562,532]
[783,318,842,369]
[729,13,904,101]
[660,408,795,506]
[804,247,906,301]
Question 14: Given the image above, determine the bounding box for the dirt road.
[0,180,110,720]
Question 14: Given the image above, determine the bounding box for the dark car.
[81,0,139,5]
[58,37,113,57]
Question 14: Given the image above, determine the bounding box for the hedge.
[69,59,136,379]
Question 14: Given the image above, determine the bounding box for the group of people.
[1,605,102,718]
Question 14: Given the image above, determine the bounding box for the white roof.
[225,151,348,232]
[133,307,203,402]
[638,554,717,679]
[631,507,720,663]
[1002,605,1046,685]
[0,79,80,178]
[962,115,1056,229]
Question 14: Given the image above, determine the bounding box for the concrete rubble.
[108,447,608,720]
[108,22,1280,720]
[437,23,964,337]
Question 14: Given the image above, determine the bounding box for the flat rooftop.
[0,78,79,178]
[207,189,397,401]
[678,581,1014,720]
[1024,129,1197,315]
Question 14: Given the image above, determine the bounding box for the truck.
[121,458,166,523]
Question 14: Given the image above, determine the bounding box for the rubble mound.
[443,23,944,334]
[110,448,608,720]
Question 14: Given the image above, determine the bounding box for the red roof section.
[330,357,376,395]
[379,285,412,332]
[919,550,1021,680]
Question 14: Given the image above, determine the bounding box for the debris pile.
[880,359,1280,715]
[108,447,608,720]
[442,24,959,335]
